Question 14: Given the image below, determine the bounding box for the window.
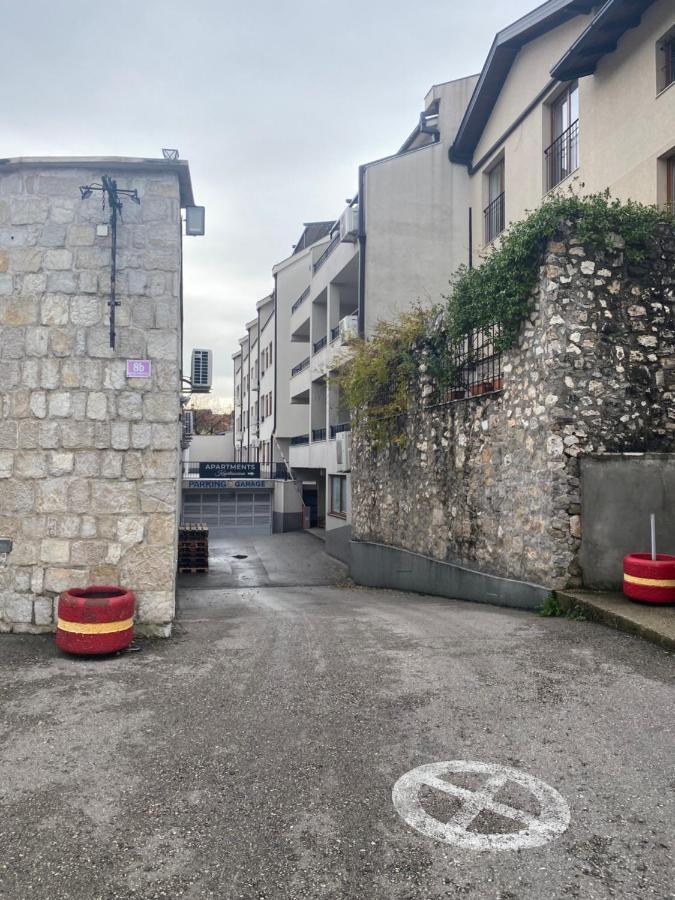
[657,30,675,93]
[484,158,505,243]
[668,156,675,210]
[330,475,347,517]
[545,82,579,190]
[269,343,273,366]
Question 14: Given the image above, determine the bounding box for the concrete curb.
[555,590,675,652]
[349,540,550,611]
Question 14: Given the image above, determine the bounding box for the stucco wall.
[363,78,476,335]
[351,226,674,591]
[470,0,675,252]
[0,163,183,636]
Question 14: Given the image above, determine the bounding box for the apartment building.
[228,0,673,554]
[450,0,675,253]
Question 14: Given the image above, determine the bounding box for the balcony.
[483,191,505,244]
[290,434,309,446]
[311,427,327,442]
[291,356,310,377]
[329,422,351,439]
[545,119,579,191]
[330,324,340,342]
[291,286,310,315]
[313,335,327,354]
[313,232,341,273]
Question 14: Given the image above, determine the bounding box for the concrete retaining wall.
[580,453,675,588]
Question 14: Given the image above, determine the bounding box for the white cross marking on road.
[392,761,571,851]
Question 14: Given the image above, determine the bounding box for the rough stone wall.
[351,225,674,589]
[0,164,183,636]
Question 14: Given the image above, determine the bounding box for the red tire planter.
[56,585,135,655]
[623,554,675,604]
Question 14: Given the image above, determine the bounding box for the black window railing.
[291,287,310,314]
[313,232,341,273]
[290,434,310,446]
[545,119,579,191]
[483,191,505,244]
[329,422,351,438]
[313,335,327,353]
[312,427,327,442]
[291,356,310,377]
[330,324,340,342]
[430,322,504,406]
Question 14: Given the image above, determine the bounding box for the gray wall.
[580,454,675,589]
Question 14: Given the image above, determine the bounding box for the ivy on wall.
[339,192,674,448]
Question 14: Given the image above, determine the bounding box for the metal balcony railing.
[545,119,579,191]
[329,422,351,438]
[291,356,310,377]
[313,335,327,353]
[313,232,341,273]
[311,428,327,442]
[483,191,505,244]
[330,324,340,342]
[290,434,310,446]
[291,287,310,314]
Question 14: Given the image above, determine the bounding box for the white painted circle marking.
[392,760,570,851]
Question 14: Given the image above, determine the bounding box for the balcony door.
[484,159,505,243]
[547,82,579,190]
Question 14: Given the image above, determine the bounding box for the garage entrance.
[182,489,273,538]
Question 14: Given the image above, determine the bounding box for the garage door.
[182,490,273,537]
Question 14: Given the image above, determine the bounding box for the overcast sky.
[5,0,536,404]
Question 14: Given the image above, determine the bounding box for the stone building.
[0,156,197,636]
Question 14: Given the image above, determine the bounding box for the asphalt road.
[1,533,673,899]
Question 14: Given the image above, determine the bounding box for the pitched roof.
[449,0,595,165]
[551,0,656,80]
[292,221,335,255]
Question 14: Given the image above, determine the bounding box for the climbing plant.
[340,192,674,447]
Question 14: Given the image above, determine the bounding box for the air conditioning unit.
[338,314,359,342]
[339,206,359,243]
[191,349,212,393]
[336,431,352,472]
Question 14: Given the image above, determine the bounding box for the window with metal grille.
[430,323,504,406]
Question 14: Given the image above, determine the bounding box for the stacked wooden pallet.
[178,523,209,574]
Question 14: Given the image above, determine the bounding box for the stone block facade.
[352,225,674,590]
[0,159,191,636]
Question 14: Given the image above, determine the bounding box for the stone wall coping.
[0,156,195,207]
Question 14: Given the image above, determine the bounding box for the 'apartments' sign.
[198,462,260,478]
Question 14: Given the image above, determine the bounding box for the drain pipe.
[357,165,366,338]
[256,305,261,463]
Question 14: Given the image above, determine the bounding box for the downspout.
[468,207,473,270]
[256,306,261,463]
[272,274,278,455]
[357,164,366,338]
[247,329,251,461]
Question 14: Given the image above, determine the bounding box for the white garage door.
[182,490,273,537]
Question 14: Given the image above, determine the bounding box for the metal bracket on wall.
[79,175,141,350]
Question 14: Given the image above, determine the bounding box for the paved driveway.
[1,533,673,899]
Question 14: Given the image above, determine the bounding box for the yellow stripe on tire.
[624,573,675,588]
[56,617,134,635]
